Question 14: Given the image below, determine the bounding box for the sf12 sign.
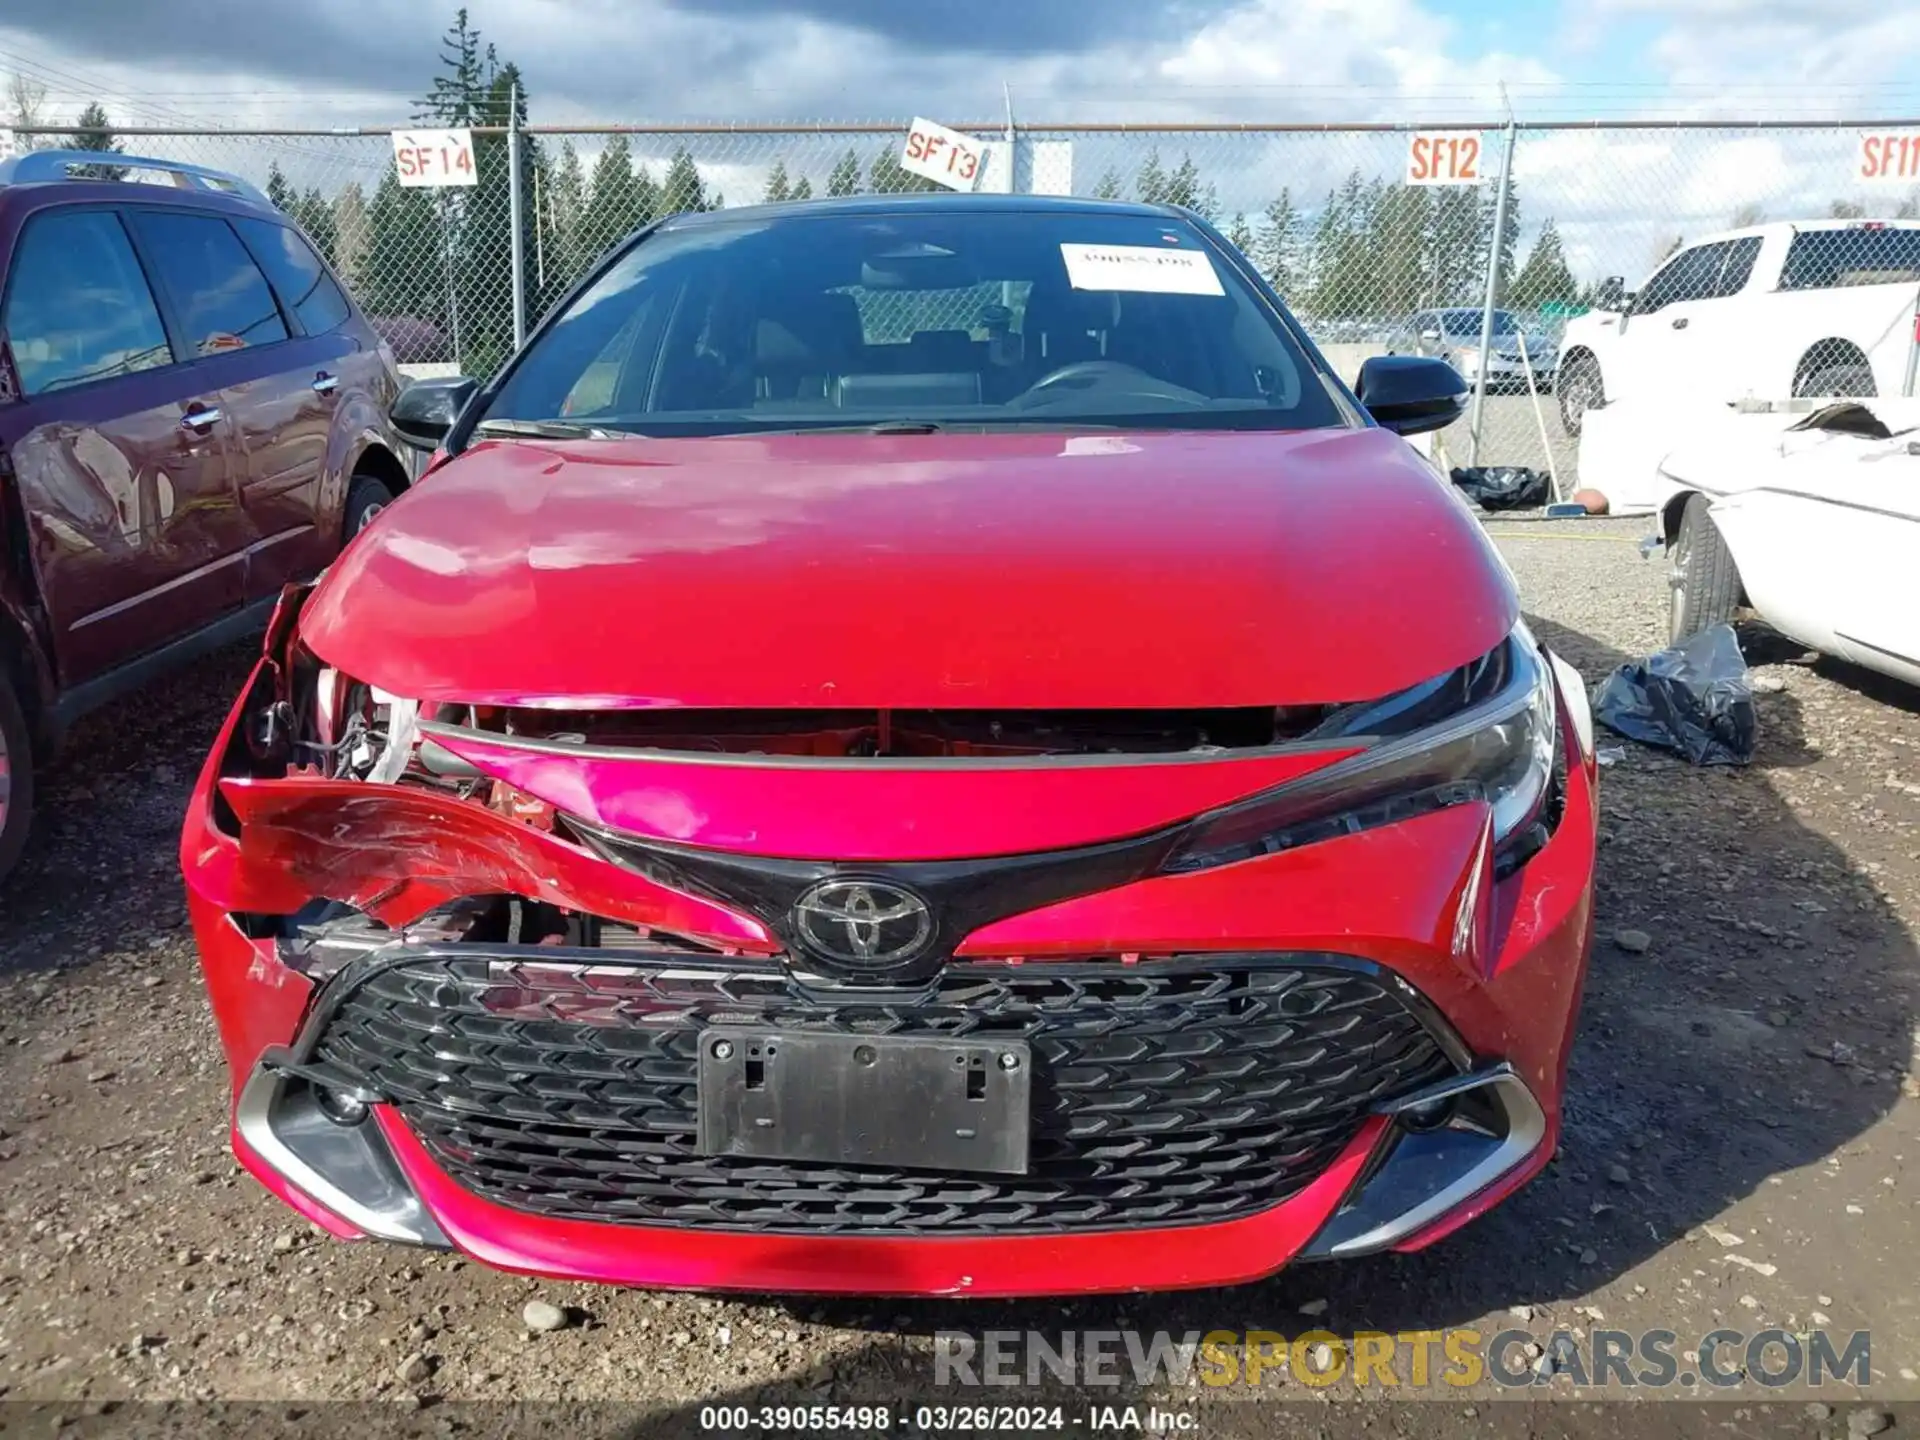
[393,129,477,188]
[901,117,987,193]
[1406,132,1484,186]
[1857,130,1920,184]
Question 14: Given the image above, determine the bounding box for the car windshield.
[1439,309,1520,338]
[478,207,1347,438]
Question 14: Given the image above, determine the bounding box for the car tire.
[1557,353,1602,438]
[0,666,35,884]
[1667,492,1741,644]
[344,473,395,543]
[1794,363,1876,399]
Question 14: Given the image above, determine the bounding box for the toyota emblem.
[791,879,935,971]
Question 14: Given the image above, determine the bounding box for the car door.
[1613,242,1728,402]
[123,206,319,603]
[1660,237,1763,398]
[0,204,246,685]
[230,215,366,594]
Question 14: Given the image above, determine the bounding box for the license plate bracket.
[697,1031,1031,1176]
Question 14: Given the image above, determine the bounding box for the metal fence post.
[1468,118,1518,467]
[508,83,528,351]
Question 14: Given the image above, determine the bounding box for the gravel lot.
[1,514,1916,1433]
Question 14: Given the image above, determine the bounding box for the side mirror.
[1593,277,1626,312]
[391,375,479,450]
[1354,355,1468,436]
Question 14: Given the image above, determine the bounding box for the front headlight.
[1163,626,1559,875]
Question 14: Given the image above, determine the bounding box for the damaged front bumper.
[180,592,1599,1297]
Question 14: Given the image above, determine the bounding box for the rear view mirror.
[391,376,479,450]
[1354,355,1468,436]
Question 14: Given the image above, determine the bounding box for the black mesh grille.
[309,955,1455,1235]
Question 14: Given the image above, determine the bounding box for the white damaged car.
[1658,399,1920,689]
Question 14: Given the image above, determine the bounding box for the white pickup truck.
[1556,219,1920,437]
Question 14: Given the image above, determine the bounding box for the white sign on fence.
[901,117,987,192]
[1857,130,1920,184]
[392,128,477,187]
[1406,132,1484,186]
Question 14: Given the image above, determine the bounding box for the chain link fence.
[16,119,1920,488]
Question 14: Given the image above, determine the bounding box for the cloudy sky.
[4,0,1919,281]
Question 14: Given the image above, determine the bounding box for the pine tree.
[1256,189,1300,296]
[421,8,486,125]
[1164,153,1203,211]
[868,148,938,194]
[1091,168,1123,201]
[789,176,813,201]
[331,182,369,291]
[266,163,296,212]
[1509,217,1578,310]
[361,169,442,324]
[290,188,338,267]
[1226,213,1254,257]
[659,148,711,215]
[72,102,124,180]
[826,148,862,197]
[764,160,791,204]
[1135,149,1169,206]
[583,136,648,255]
[1482,165,1521,304]
[545,140,588,289]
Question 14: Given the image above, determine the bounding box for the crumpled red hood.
[300,427,1515,709]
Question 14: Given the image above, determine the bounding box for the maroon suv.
[0,150,409,878]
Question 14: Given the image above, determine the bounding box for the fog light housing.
[315,1086,371,1127]
[1398,1093,1458,1131]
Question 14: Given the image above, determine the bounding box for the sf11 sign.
[1406,132,1484,186]
[1857,130,1920,184]
[393,129,477,188]
[901,117,987,193]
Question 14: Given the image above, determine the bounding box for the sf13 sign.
[1406,132,1484,186]
[1857,130,1920,184]
[901,117,988,193]
[393,129,477,188]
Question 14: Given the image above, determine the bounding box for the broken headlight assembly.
[1163,625,1561,876]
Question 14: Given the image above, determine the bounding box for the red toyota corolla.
[181,194,1598,1297]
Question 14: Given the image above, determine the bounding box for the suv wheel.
[0,669,34,882]
[345,474,395,542]
[1558,354,1603,438]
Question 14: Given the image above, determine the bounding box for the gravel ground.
[1,514,1916,1435]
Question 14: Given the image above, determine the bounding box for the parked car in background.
[0,150,410,879]
[1557,219,1920,437]
[1658,399,1920,688]
[1385,307,1557,393]
[183,192,1597,1296]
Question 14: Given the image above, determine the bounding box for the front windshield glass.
[479,208,1347,438]
[1439,308,1519,338]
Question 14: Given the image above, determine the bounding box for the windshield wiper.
[739,419,1124,436]
[474,418,622,440]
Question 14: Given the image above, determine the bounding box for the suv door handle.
[181,405,223,431]
[312,372,340,394]
[1670,317,1689,329]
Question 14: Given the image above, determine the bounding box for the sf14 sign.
[1857,130,1920,184]
[901,117,987,193]
[1406,132,1483,186]
[393,129,477,188]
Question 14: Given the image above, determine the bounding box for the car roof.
[1679,217,1920,248]
[656,191,1193,230]
[0,150,280,218]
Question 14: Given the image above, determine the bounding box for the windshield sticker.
[1061,243,1225,296]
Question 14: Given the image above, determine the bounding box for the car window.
[1633,243,1728,314]
[128,210,290,357]
[1,208,174,396]
[482,209,1345,437]
[1780,227,1920,290]
[1716,237,1763,296]
[235,218,351,335]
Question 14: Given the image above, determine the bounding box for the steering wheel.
[1013,359,1210,409]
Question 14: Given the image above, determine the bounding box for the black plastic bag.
[1451,465,1549,510]
[1592,624,1757,766]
